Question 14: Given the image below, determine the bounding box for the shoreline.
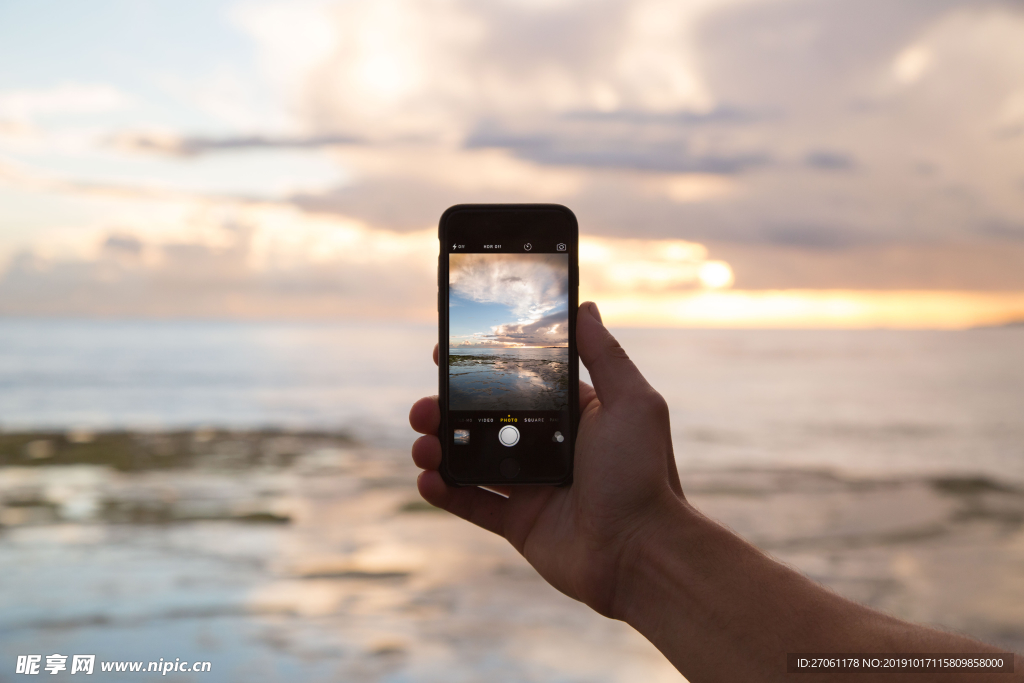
[2,428,1019,486]
[0,430,1021,672]
[0,428,356,470]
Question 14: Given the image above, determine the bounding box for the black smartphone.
[438,204,579,486]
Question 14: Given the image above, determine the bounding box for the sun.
[698,261,735,289]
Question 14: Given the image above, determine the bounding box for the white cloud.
[6,0,1024,317]
[226,0,1024,254]
[0,84,129,122]
[0,204,438,319]
[449,253,568,320]
[477,310,570,347]
[233,0,740,142]
[892,45,932,84]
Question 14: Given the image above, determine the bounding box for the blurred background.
[1,1,1023,681]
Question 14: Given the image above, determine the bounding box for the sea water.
[2,319,1023,680]
[1,319,1022,480]
[448,347,570,411]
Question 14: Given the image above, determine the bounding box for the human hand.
[415,302,1024,681]
[409,301,686,618]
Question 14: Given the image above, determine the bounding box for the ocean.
[448,346,569,410]
[1,319,1022,480]
[2,318,1023,679]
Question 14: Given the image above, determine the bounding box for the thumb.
[577,301,651,407]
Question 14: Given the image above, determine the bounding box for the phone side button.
[499,457,520,479]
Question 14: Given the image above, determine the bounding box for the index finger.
[409,395,440,435]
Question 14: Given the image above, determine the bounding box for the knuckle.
[604,336,630,361]
[641,390,670,417]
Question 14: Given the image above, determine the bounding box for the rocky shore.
[1,430,1021,681]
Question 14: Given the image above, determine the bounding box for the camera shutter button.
[498,425,519,447]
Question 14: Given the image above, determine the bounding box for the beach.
[6,1,1024,677]
[1,432,1022,682]
[1,321,1023,680]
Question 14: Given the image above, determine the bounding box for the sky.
[1,0,1024,327]
[449,253,569,347]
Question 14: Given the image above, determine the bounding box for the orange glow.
[592,290,1024,329]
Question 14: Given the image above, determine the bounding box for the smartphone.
[438,204,579,486]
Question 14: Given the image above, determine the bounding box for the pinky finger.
[417,471,509,537]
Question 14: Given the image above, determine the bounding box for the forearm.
[615,498,1022,682]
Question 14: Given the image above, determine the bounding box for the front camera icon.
[524,243,532,251]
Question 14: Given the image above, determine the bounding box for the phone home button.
[498,425,519,447]
[500,457,520,479]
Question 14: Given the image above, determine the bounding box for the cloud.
[0,83,129,122]
[0,209,437,319]
[449,253,568,320]
[0,186,741,319]
[235,0,722,142]
[561,106,767,125]
[702,239,1024,290]
[0,158,206,203]
[4,210,1023,326]
[73,0,1023,255]
[803,150,856,171]
[248,0,1024,253]
[108,131,363,157]
[289,174,514,232]
[464,119,771,174]
[7,0,1024,317]
[579,237,712,292]
[478,310,570,347]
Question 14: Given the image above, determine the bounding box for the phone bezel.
[438,203,579,487]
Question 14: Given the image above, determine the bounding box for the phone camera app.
[556,243,566,251]
[454,429,470,445]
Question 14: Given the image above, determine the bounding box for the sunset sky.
[2,0,1024,327]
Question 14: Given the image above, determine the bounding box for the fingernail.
[588,301,603,324]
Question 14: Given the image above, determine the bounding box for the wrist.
[609,491,702,624]
[608,494,791,681]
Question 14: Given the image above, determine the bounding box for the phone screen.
[440,205,578,484]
